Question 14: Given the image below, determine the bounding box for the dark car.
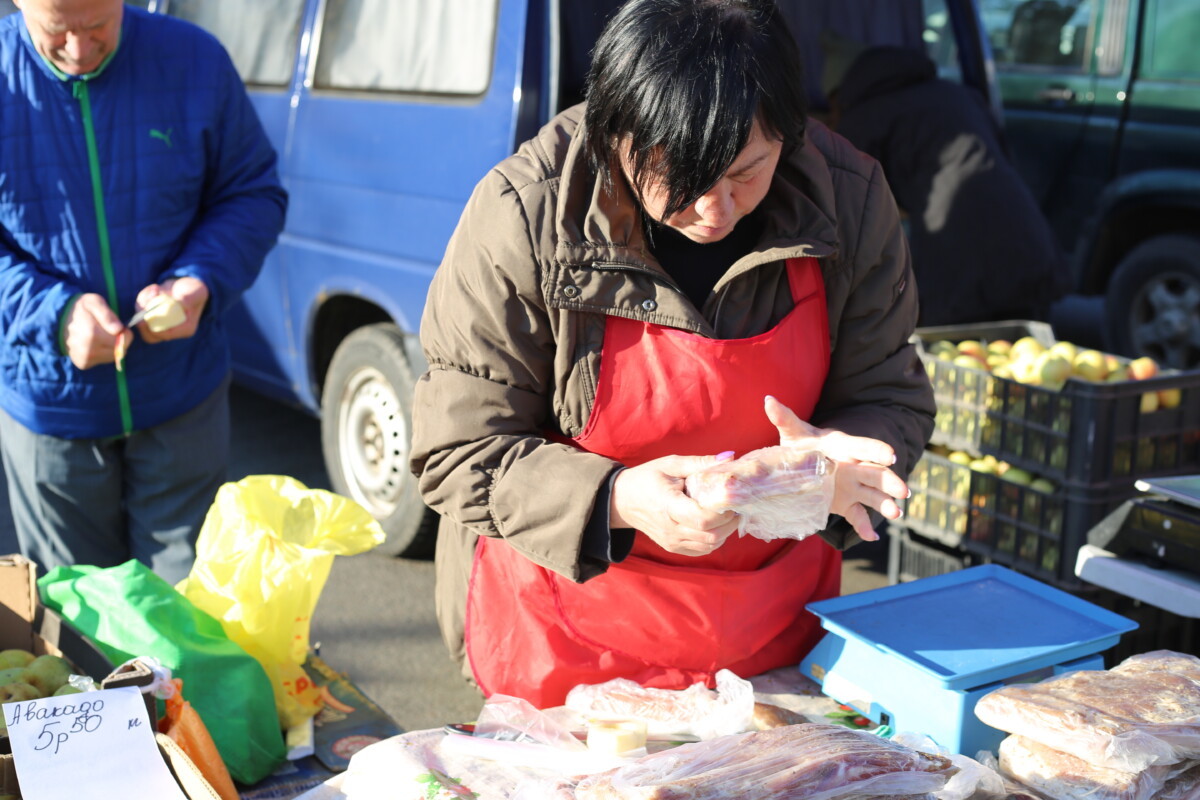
[973,0,1200,369]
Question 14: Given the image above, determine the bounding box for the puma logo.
[149,127,173,148]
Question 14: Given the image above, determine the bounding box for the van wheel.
[321,323,437,558]
[1106,234,1200,370]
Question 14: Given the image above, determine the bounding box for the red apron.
[465,257,841,708]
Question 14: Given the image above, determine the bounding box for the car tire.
[321,323,438,558]
[1105,234,1200,370]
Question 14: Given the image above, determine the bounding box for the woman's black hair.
[583,0,808,220]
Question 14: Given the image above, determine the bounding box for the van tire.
[321,323,437,559]
[1105,234,1200,369]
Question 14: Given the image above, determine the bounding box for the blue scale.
[799,564,1139,756]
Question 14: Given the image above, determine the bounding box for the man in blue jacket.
[0,0,287,583]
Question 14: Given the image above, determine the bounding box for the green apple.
[0,680,42,718]
[1030,478,1057,494]
[1010,336,1045,362]
[928,339,957,359]
[1004,468,1033,486]
[957,339,988,360]
[1071,349,1108,382]
[1034,351,1071,390]
[0,648,34,670]
[1048,341,1078,363]
[23,654,74,696]
[0,667,30,686]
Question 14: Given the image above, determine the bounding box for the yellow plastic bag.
[177,475,385,730]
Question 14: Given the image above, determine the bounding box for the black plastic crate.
[964,475,1139,589]
[1085,588,1199,663]
[899,450,971,547]
[887,526,971,584]
[915,320,1200,488]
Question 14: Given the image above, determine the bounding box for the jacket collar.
[552,106,840,282]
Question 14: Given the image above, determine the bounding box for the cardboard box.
[0,555,220,800]
[0,555,114,720]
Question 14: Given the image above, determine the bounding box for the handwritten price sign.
[4,685,188,800]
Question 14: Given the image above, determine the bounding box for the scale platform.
[800,564,1138,755]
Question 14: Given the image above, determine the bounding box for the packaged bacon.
[573,722,957,800]
[684,446,834,542]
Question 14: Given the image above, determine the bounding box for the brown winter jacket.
[411,104,935,670]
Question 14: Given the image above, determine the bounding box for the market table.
[287,667,850,800]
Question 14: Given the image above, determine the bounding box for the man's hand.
[133,277,209,343]
[763,395,909,542]
[64,293,132,370]
[611,454,741,556]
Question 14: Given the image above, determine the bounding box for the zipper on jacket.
[74,79,133,436]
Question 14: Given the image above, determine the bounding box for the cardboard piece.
[236,655,403,800]
[303,653,402,773]
[0,555,218,800]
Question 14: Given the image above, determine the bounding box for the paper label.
[4,685,188,800]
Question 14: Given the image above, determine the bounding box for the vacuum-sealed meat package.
[573,722,957,800]
[975,651,1200,773]
[685,447,834,541]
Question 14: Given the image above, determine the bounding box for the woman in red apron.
[412,0,934,709]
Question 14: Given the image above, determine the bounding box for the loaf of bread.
[998,735,1191,800]
[975,650,1200,772]
[752,701,807,729]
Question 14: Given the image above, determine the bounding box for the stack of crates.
[893,320,1200,590]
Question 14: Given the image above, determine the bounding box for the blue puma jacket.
[0,6,286,438]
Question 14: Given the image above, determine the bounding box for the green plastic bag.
[38,559,287,786]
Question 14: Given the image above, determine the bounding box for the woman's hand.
[764,395,908,542]
[610,455,741,556]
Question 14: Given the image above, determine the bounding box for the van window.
[314,0,497,95]
[166,0,303,87]
[981,0,1095,70]
[1147,0,1200,76]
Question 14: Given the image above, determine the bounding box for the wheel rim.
[1128,269,1200,369]
[335,366,408,517]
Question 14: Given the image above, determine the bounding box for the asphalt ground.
[0,384,890,733]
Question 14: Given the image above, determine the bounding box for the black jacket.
[835,46,1068,326]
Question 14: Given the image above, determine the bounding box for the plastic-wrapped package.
[684,447,834,542]
[475,694,588,751]
[573,723,957,800]
[564,669,755,740]
[997,735,1199,800]
[974,650,1200,773]
[1159,762,1200,800]
[891,732,1007,800]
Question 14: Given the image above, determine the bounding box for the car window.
[1146,0,1200,76]
[165,0,304,87]
[981,0,1096,70]
[314,0,497,95]
[922,0,961,79]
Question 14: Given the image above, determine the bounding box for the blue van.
[1,1,996,556]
